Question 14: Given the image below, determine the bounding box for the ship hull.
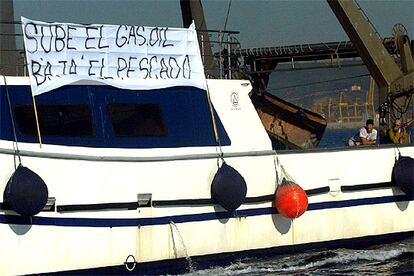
[36,231,413,275]
[251,92,327,149]
[0,144,412,275]
[0,78,412,275]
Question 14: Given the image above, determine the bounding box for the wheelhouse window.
[108,104,167,137]
[14,105,95,136]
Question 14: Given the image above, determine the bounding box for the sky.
[12,0,414,48]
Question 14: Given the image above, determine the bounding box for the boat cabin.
[0,80,230,149]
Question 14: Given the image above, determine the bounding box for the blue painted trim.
[39,230,414,275]
[0,85,230,148]
[308,194,413,210]
[0,195,412,227]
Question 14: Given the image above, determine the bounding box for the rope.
[2,75,22,165]
[354,0,381,38]
[222,0,232,32]
[393,146,401,162]
[274,154,298,188]
[267,74,370,92]
[205,83,224,161]
[381,91,413,122]
[273,155,281,188]
[279,163,296,184]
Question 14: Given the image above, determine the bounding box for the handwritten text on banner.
[21,17,206,95]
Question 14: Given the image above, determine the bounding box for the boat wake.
[180,238,414,275]
[279,248,411,273]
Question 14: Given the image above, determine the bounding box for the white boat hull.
[0,145,413,275]
[0,78,412,274]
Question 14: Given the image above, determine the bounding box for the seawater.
[319,128,356,148]
[181,238,413,275]
[180,128,414,275]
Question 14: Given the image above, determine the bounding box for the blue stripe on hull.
[39,231,414,275]
[0,194,412,227]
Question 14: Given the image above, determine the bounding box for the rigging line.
[267,74,370,92]
[354,0,381,38]
[223,0,232,32]
[1,75,22,165]
[205,82,224,160]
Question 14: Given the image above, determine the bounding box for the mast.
[0,0,22,76]
[180,0,217,77]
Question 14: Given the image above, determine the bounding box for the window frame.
[13,104,96,137]
[107,103,168,137]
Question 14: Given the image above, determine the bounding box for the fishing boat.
[0,0,413,275]
[0,75,413,275]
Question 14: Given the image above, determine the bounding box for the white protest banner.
[21,17,207,96]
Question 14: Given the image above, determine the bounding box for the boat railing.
[196,29,242,79]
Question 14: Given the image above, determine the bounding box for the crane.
[328,0,414,127]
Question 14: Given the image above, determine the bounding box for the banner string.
[2,75,22,165]
[205,82,224,161]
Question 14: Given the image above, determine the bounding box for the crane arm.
[327,0,402,88]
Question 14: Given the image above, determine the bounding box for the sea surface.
[179,128,414,275]
[181,237,413,275]
[319,128,356,148]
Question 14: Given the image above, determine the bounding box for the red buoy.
[274,181,308,219]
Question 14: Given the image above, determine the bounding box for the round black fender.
[211,162,247,212]
[392,156,414,196]
[4,165,48,217]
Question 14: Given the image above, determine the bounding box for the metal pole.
[218,31,222,79]
[227,35,231,79]
[201,34,205,64]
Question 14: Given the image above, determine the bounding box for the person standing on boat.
[388,118,409,144]
[348,119,377,146]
